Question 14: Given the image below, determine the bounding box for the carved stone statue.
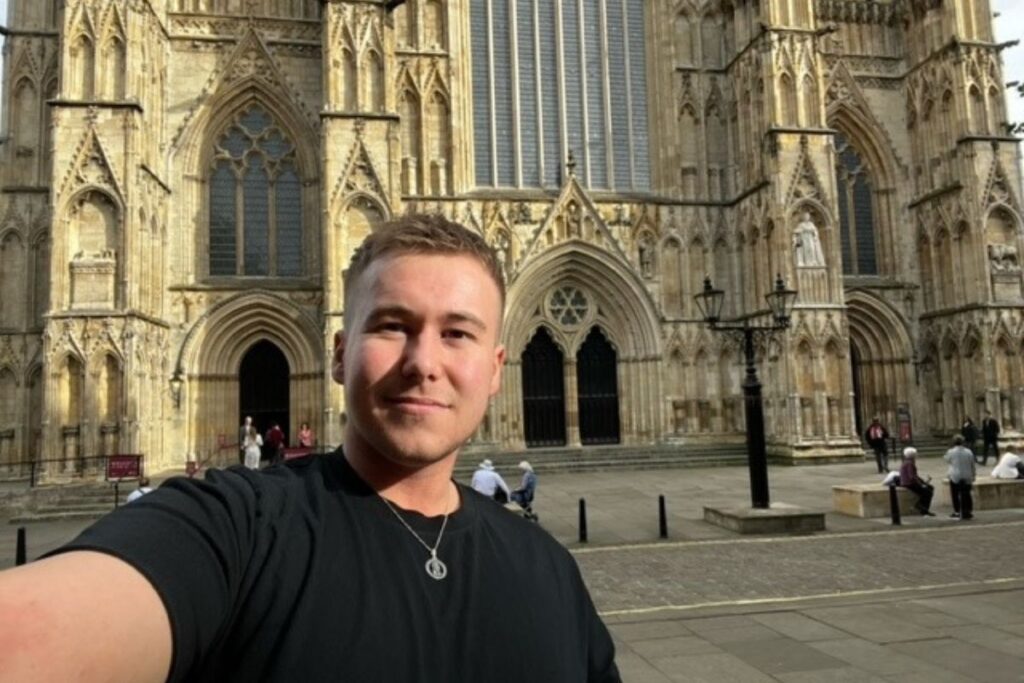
[988,243,1021,273]
[793,211,826,267]
[638,236,654,278]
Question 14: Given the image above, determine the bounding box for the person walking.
[944,435,976,520]
[470,459,511,504]
[898,448,935,516]
[960,416,979,457]
[242,425,263,470]
[265,422,286,465]
[238,416,253,466]
[981,411,1000,465]
[864,416,890,473]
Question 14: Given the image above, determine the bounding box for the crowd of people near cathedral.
[868,410,1024,520]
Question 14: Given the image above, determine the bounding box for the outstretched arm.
[0,550,172,682]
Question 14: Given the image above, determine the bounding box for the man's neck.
[343,437,460,516]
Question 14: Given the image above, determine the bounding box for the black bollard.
[16,526,27,566]
[658,495,668,539]
[578,498,588,543]
[888,484,902,526]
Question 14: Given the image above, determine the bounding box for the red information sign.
[106,454,142,480]
[283,447,312,461]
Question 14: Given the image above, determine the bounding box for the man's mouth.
[387,397,450,413]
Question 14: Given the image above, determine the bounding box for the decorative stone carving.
[988,243,1020,273]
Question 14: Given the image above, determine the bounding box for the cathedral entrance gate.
[522,327,567,447]
[577,327,621,445]
[239,340,291,448]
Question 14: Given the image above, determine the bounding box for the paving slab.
[749,611,851,642]
[889,638,1024,683]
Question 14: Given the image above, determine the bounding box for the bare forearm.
[0,551,172,683]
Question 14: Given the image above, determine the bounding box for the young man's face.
[333,253,506,470]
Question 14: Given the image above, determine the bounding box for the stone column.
[565,359,581,448]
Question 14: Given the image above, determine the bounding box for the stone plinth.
[938,477,1024,510]
[703,503,826,534]
[833,484,919,518]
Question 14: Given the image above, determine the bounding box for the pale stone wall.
[0,0,1022,479]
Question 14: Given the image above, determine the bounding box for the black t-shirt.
[51,449,620,682]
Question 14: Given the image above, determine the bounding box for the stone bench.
[938,476,1024,510]
[832,483,921,518]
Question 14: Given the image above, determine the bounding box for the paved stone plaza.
[3,459,1023,681]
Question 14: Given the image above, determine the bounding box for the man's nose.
[401,333,441,380]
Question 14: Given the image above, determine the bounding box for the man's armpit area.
[0,550,173,683]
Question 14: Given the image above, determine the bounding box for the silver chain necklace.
[378,486,452,581]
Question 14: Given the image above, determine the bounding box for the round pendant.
[425,555,448,580]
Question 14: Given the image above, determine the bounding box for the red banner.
[106,454,142,480]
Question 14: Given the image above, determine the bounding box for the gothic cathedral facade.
[0,0,1022,478]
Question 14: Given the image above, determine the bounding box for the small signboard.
[283,447,313,461]
[897,403,913,443]
[106,454,142,481]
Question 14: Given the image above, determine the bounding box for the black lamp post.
[695,275,797,509]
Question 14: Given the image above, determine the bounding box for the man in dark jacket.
[981,410,1000,465]
[864,416,890,473]
[960,417,979,456]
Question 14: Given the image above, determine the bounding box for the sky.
[0,0,1020,132]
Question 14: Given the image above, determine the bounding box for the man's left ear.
[489,345,506,396]
[331,331,346,385]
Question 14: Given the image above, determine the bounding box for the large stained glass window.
[470,0,650,191]
[208,104,303,277]
[835,134,877,275]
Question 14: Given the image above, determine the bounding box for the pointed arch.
[661,237,683,316]
[399,86,422,194]
[505,242,660,360]
[363,49,385,113]
[0,232,27,329]
[846,291,913,432]
[177,84,319,281]
[829,107,900,276]
[428,90,452,196]
[69,32,95,100]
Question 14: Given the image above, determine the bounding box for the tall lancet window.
[208,104,303,277]
[834,133,877,275]
[470,0,650,191]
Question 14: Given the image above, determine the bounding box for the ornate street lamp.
[169,369,184,410]
[695,275,797,509]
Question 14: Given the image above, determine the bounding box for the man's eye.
[444,329,473,340]
[376,322,406,333]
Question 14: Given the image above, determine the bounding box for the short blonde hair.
[343,214,505,325]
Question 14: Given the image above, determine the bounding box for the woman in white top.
[243,426,263,470]
[991,452,1023,479]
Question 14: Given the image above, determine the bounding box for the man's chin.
[377,441,461,471]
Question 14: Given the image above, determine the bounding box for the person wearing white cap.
[471,458,511,503]
[510,461,538,522]
[898,447,935,516]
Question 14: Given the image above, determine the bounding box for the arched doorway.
[846,294,913,438]
[239,340,290,447]
[577,327,620,444]
[522,327,566,447]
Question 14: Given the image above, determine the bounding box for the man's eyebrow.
[446,311,488,330]
[363,306,488,330]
